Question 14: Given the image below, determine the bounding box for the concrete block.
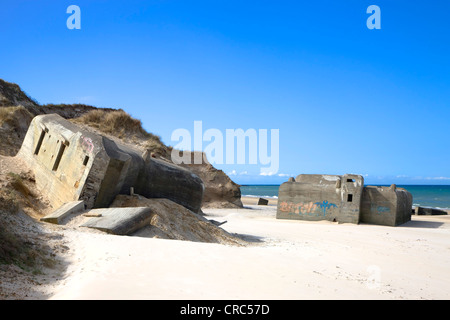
[40,200,85,225]
[360,186,412,226]
[81,207,154,235]
[258,198,269,205]
[414,207,448,216]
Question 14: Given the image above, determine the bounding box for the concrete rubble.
[80,207,154,235]
[413,206,448,216]
[40,200,85,225]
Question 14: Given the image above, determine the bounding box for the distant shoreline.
[241,184,450,210]
[240,196,450,214]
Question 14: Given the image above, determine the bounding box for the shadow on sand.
[233,233,265,243]
[400,220,445,229]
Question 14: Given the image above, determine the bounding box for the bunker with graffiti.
[277,174,412,226]
[17,114,204,213]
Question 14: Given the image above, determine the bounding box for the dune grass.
[0,188,30,267]
[0,106,27,125]
[73,109,170,156]
[0,172,50,270]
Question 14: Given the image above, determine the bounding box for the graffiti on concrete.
[279,200,338,217]
[376,206,390,214]
[314,200,338,216]
[81,136,94,154]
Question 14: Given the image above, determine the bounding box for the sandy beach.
[42,196,450,300]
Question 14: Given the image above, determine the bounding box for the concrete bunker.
[277,174,412,226]
[18,114,204,213]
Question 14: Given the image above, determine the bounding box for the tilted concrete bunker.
[17,114,204,213]
[277,174,412,226]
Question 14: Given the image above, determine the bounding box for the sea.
[240,185,450,210]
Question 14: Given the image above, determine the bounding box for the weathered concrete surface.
[40,200,85,225]
[136,156,204,213]
[17,114,107,209]
[17,114,204,212]
[360,185,413,226]
[414,206,448,216]
[277,174,364,224]
[81,207,154,235]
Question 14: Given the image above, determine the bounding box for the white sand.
[47,201,450,300]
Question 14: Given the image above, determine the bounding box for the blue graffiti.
[314,200,338,216]
[377,206,390,214]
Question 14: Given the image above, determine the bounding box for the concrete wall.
[17,114,107,209]
[18,114,204,213]
[277,174,364,224]
[360,185,412,226]
[136,158,204,213]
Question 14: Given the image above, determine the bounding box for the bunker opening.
[34,129,46,155]
[52,142,66,171]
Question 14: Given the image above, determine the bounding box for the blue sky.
[1,1,449,185]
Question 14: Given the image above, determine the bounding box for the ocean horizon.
[240,184,450,210]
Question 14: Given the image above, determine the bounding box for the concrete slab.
[81,207,154,235]
[40,200,85,225]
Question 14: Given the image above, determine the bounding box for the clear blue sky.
[1,1,449,185]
